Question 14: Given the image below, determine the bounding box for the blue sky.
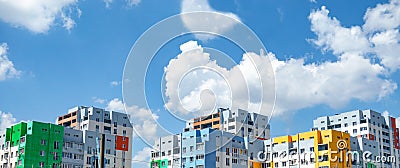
[1,0,400,167]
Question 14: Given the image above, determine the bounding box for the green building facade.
[3,121,64,168]
[150,159,168,168]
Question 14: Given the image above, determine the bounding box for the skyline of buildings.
[0,105,398,168]
[150,108,400,168]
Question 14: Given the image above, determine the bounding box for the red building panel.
[391,117,400,149]
[115,135,129,151]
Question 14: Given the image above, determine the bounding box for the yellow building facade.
[251,130,351,168]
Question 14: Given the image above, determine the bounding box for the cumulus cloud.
[106,98,160,142]
[272,53,396,113]
[0,111,16,131]
[132,147,152,168]
[0,0,80,33]
[309,3,400,71]
[164,41,275,117]
[164,40,397,116]
[165,1,400,116]
[0,43,21,81]
[180,0,241,41]
[309,6,370,55]
[363,0,400,33]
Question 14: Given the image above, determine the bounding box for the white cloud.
[0,43,21,81]
[132,147,152,168]
[92,97,106,104]
[164,40,397,116]
[166,2,400,116]
[0,111,16,131]
[180,0,241,41]
[0,0,80,33]
[104,0,113,8]
[103,0,141,8]
[363,0,400,33]
[110,81,121,87]
[272,52,396,113]
[106,98,125,112]
[309,6,370,55]
[126,0,141,7]
[61,12,76,32]
[370,29,400,72]
[106,98,160,142]
[309,4,400,71]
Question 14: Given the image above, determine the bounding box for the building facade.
[0,121,64,168]
[151,128,250,168]
[259,130,351,168]
[57,106,133,168]
[62,128,84,168]
[313,109,400,168]
[186,108,270,140]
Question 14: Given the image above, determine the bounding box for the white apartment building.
[58,106,133,168]
[185,108,270,140]
[313,109,400,168]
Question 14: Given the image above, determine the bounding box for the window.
[196,143,204,150]
[353,129,357,133]
[54,152,59,160]
[41,140,46,145]
[123,130,126,136]
[226,158,230,166]
[87,157,92,164]
[20,137,25,143]
[318,144,328,151]
[196,154,204,160]
[300,148,305,153]
[54,141,59,149]
[40,151,45,156]
[39,162,44,168]
[87,147,92,154]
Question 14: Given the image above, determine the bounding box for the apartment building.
[186,108,270,140]
[260,130,351,168]
[150,128,249,168]
[0,121,64,168]
[57,106,133,168]
[313,109,400,168]
[62,128,84,168]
